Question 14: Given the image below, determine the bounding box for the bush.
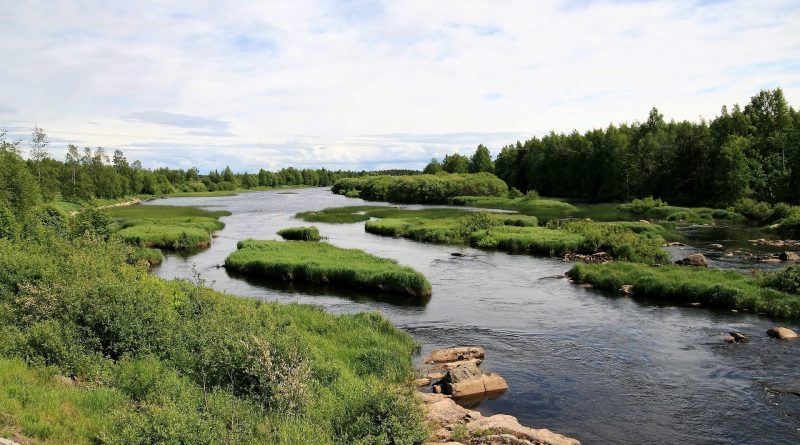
[332,173,508,204]
[758,265,800,295]
[507,187,523,199]
[621,196,667,214]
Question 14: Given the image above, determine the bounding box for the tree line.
[0,127,416,216]
[425,89,800,206]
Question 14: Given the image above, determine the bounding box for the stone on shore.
[432,358,483,370]
[779,251,799,261]
[439,362,509,399]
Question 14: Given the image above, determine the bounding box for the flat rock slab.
[425,346,485,364]
[467,415,581,445]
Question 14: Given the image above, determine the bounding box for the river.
[150,187,800,445]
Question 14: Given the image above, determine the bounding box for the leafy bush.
[508,187,523,199]
[620,196,668,214]
[758,265,800,295]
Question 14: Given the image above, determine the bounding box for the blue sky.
[1,0,799,172]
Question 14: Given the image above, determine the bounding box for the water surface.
[151,188,800,445]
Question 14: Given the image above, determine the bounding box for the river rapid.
[150,187,800,445]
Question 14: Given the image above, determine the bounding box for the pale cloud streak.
[0,0,798,171]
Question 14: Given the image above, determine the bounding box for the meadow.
[0,235,427,444]
[225,239,433,298]
[110,205,230,249]
[568,262,800,319]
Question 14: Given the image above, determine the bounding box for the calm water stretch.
[151,188,799,445]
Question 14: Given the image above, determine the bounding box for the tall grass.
[278,226,321,241]
[225,239,432,298]
[568,262,800,319]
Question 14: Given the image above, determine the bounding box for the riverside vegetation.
[277,226,321,241]
[110,205,230,250]
[225,240,432,298]
[568,263,800,319]
[0,230,428,445]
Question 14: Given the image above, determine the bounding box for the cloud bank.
[1,0,798,171]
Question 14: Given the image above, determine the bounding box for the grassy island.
[331,172,508,204]
[225,240,433,297]
[110,205,230,249]
[568,262,800,319]
[277,226,321,241]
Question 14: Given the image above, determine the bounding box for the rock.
[448,362,483,383]
[416,378,432,387]
[425,346,485,364]
[709,243,724,249]
[580,283,593,288]
[689,302,701,307]
[427,371,445,380]
[725,252,734,257]
[0,438,22,445]
[467,415,580,445]
[451,252,466,257]
[433,384,442,393]
[619,284,634,295]
[419,392,481,431]
[779,251,800,261]
[52,375,74,386]
[639,219,650,224]
[664,241,686,247]
[483,373,509,393]
[563,252,613,263]
[470,434,535,445]
[723,335,735,343]
[729,332,748,343]
[675,253,708,267]
[432,358,483,370]
[767,327,799,339]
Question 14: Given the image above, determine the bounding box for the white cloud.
[1,0,798,171]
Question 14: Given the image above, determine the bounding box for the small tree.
[30,126,50,183]
[422,157,443,174]
[469,144,494,173]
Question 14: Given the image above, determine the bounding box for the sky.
[1,0,799,172]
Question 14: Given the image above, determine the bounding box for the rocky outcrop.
[466,415,580,445]
[425,346,485,364]
[432,358,484,370]
[419,393,482,442]
[675,253,708,267]
[563,252,613,264]
[438,362,508,399]
[779,251,800,261]
[767,327,798,339]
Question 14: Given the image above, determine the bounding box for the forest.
[426,89,800,206]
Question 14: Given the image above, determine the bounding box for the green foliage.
[72,207,115,240]
[568,262,800,319]
[332,173,508,204]
[277,226,321,241]
[620,196,668,214]
[296,206,388,224]
[449,195,577,220]
[758,265,800,295]
[0,236,427,444]
[547,220,670,264]
[469,144,494,174]
[225,240,433,297]
[0,202,19,239]
[508,187,523,199]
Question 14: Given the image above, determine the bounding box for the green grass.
[225,240,432,297]
[296,206,388,224]
[0,358,127,444]
[568,262,800,319]
[109,205,230,249]
[0,236,428,444]
[450,195,578,220]
[332,173,508,204]
[278,226,321,241]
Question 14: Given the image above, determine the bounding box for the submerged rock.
[767,327,799,339]
[728,332,749,343]
[675,253,708,267]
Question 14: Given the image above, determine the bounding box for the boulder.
[728,332,749,343]
[418,392,481,432]
[675,254,708,267]
[467,415,581,445]
[483,373,509,393]
[619,284,634,295]
[440,362,509,398]
[709,243,724,249]
[416,377,432,387]
[723,335,735,344]
[664,241,686,247]
[779,251,800,261]
[767,327,799,339]
[425,346,485,364]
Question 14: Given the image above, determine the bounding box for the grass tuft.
[278,226,321,241]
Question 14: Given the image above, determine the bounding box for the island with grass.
[225,239,433,298]
[109,205,230,249]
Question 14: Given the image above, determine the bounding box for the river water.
[150,188,800,445]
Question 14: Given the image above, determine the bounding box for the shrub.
[758,265,800,295]
[332,173,508,204]
[508,187,523,199]
[621,196,668,214]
